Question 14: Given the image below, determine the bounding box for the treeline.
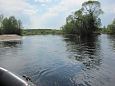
[22,29,62,35]
[0,15,22,35]
[62,1,103,36]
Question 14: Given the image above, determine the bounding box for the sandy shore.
[0,35,21,41]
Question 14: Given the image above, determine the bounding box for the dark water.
[0,34,115,86]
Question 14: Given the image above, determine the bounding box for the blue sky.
[0,0,115,29]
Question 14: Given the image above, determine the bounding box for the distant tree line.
[62,1,103,36]
[102,19,115,34]
[22,29,62,35]
[0,15,22,35]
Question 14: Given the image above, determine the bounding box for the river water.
[0,34,115,86]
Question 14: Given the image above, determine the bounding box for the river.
[0,34,115,86]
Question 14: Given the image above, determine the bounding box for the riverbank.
[0,35,21,41]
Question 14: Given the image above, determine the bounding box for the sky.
[0,0,115,29]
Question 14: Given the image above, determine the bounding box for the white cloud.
[34,0,51,3]
[0,0,38,28]
[30,0,87,28]
[0,0,30,13]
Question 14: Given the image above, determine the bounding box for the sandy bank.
[0,35,21,41]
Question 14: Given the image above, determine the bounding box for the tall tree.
[82,1,103,17]
[2,16,22,35]
[62,0,103,35]
[81,0,103,34]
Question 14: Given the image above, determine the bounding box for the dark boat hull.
[0,67,35,86]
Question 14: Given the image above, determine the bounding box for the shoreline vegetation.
[61,1,103,36]
[61,0,115,35]
[0,29,62,41]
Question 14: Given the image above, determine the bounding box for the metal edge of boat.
[0,67,36,86]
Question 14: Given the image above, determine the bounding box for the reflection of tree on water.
[64,35,102,70]
[107,35,115,51]
[0,40,22,67]
[0,41,22,48]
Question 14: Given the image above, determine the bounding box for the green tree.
[2,16,22,35]
[81,0,103,34]
[107,19,115,34]
[82,1,103,17]
[62,0,103,36]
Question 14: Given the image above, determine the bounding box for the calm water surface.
[0,34,115,86]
